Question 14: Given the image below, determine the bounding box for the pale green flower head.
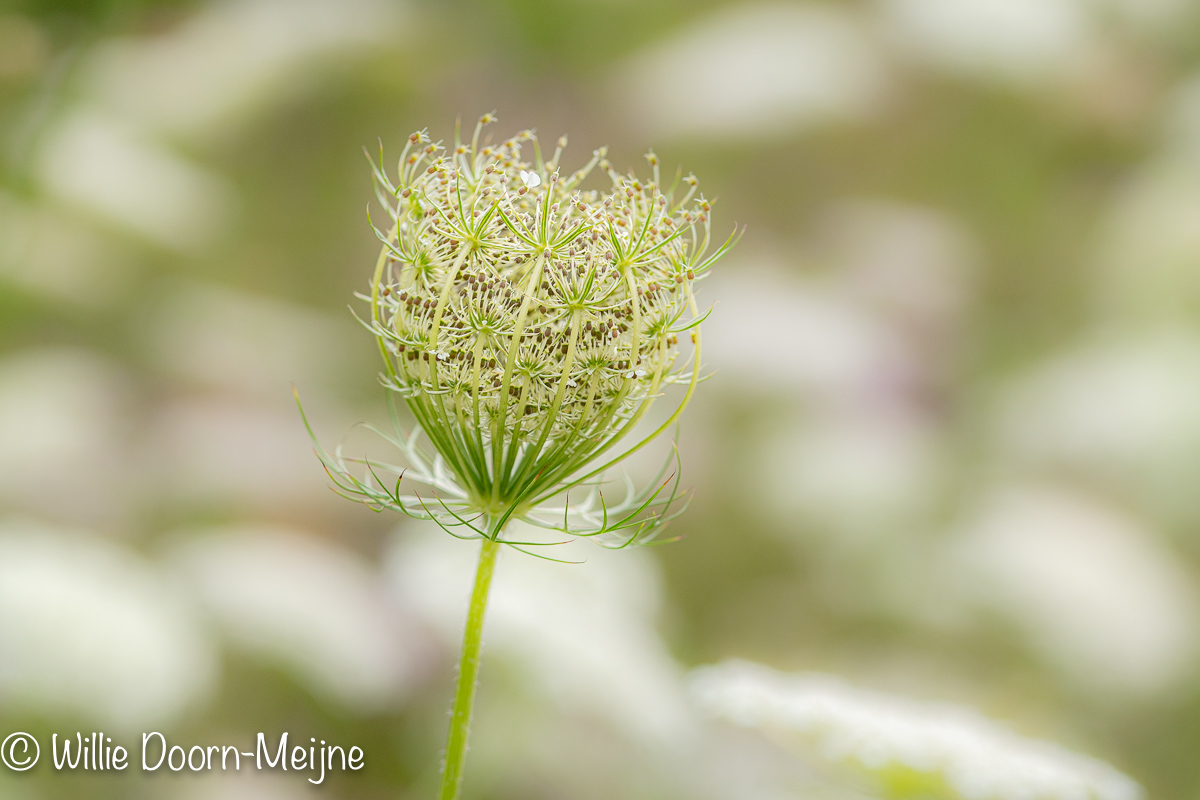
[305,114,737,549]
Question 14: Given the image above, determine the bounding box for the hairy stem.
[437,535,501,800]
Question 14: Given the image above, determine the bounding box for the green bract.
[305,114,737,548]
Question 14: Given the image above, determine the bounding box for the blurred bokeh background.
[3,0,1200,797]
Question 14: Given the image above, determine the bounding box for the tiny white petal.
[520,170,542,188]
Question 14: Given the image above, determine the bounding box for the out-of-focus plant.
[299,113,736,800]
[692,660,1143,800]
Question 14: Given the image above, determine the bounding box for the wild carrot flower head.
[691,660,1142,800]
[304,114,737,549]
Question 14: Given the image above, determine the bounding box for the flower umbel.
[691,660,1141,800]
[304,114,736,548]
[299,113,734,800]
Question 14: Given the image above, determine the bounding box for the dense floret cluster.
[308,114,735,541]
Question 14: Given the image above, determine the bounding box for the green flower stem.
[438,535,501,800]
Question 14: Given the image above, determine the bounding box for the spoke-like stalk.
[438,535,501,800]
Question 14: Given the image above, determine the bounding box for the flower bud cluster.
[366,115,735,513]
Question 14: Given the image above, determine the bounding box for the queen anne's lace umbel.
[691,660,1142,800]
[307,115,736,545]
